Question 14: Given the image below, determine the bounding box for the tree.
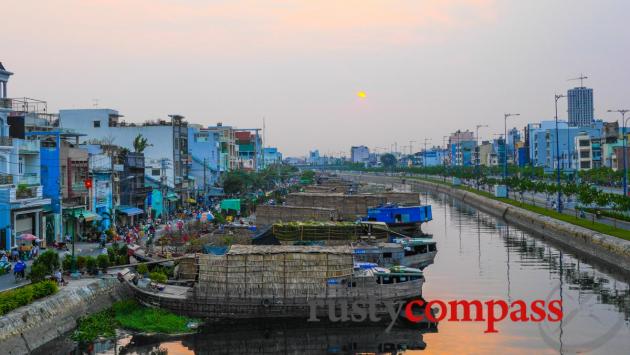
[380,153,397,169]
[133,134,149,153]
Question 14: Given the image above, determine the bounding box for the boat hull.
[126,278,424,321]
[401,251,437,268]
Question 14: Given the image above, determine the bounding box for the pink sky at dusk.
[3,0,629,156]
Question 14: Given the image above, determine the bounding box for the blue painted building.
[83,144,113,230]
[0,65,52,250]
[188,125,220,192]
[448,130,475,166]
[528,120,603,170]
[262,147,282,167]
[420,148,447,167]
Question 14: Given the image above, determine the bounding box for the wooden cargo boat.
[121,245,424,320]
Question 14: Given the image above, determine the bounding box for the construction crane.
[568,73,588,87]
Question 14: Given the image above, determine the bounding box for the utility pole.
[503,113,520,181]
[203,157,207,195]
[568,73,588,88]
[475,124,488,189]
[608,109,630,196]
[555,95,566,212]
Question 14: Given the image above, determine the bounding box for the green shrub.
[149,271,167,283]
[62,254,72,272]
[32,280,58,298]
[113,300,194,334]
[0,281,58,316]
[77,255,87,270]
[72,308,116,343]
[152,265,174,277]
[97,254,110,270]
[119,245,128,257]
[86,256,98,275]
[13,287,34,306]
[107,247,116,263]
[137,263,149,275]
[28,263,49,283]
[33,250,60,274]
[116,255,128,266]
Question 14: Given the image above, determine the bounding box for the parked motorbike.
[51,241,69,251]
[0,261,11,275]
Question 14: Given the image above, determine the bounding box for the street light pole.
[608,109,630,196]
[442,136,448,182]
[72,212,84,276]
[555,95,566,213]
[503,113,520,181]
[475,124,488,189]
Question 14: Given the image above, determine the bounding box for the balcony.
[20,173,40,185]
[71,183,88,193]
[0,98,11,109]
[11,185,43,201]
[17,140,39,154]
[0,136,12,147]
[0,174,13,185]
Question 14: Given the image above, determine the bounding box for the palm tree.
[133,134,150,153]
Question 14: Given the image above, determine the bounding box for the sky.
[3,0,630,157]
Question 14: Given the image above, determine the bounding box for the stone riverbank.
[0,277,131,355]
[342,172,630,274]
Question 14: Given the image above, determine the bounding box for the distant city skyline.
[3,0,630,156]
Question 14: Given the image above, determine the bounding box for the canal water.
[40,186,630,354]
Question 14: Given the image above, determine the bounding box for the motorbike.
[0,260,11,275]
[51,241,69,251]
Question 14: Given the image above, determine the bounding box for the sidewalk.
[0,242,106,293]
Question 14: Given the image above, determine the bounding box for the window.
[18,156,24,175]
[579,140,590,147]
[580,151,590,158]
[152,169,160,176]
[581,161,590,169]
[93,120,101,128]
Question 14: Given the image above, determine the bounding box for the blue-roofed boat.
[362,204,432,236]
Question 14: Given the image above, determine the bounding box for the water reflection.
[38,183,630,354]
[420,189,630,354]
[42,320,438,355]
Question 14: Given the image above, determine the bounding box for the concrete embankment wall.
[342,173,630,274]
[255,205,338,225]
[0,277,131,355]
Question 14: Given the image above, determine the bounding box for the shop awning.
[166,193,179,202]
[207,187,225,197]
[220,199,241,212]
[68,209,102,222]
[118,206,144,216]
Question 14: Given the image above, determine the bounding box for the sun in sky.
[357,91,367,99]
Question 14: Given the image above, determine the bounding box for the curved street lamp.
[607,109,630,196]
[71,212,85,276]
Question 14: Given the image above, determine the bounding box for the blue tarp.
[118,206,144,216]
[202,245,229,255]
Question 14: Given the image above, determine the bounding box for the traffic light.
[84,178,93,189]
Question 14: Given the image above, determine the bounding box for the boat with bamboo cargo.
[252,221,391,245]
[252,221,438,268]
[121,245,424,320]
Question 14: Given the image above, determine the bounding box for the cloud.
[5,0,498,55]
